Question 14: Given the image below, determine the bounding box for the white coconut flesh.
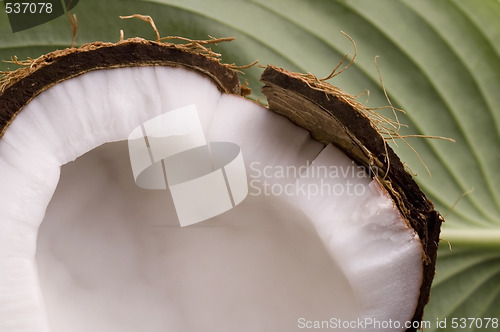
[0,66,424,331]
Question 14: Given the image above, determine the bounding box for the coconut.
[0,37,441,332]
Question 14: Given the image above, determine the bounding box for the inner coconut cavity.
[0,66,423,331]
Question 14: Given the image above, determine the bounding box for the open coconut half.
[0,38,441,332]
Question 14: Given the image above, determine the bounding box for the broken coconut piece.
[261,65,443,328]
[0,38,441,332]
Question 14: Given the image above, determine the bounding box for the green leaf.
[2,0,500,330]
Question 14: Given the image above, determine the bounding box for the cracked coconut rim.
[0,38,441,332]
